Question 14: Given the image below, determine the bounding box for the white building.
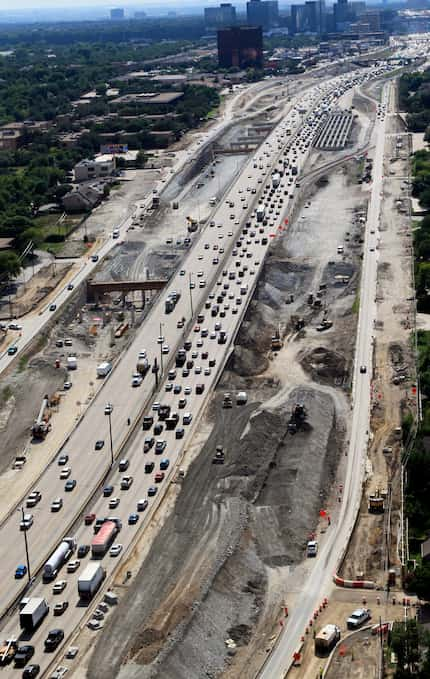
[74,155,116,183]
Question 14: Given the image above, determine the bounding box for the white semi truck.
[78,563,106,601]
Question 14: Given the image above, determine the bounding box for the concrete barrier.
[333,573,376,589]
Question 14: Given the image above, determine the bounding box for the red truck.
[91,520,119,558]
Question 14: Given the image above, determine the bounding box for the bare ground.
[85,152,366,679]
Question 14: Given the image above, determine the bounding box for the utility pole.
[189,273,194,317]
[19,507,31,583]
[159,322,164,375]
[107,407,114,467]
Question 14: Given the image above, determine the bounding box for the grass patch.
[18,354,28,372]
[352,292,360,314]
[1,385,12,403]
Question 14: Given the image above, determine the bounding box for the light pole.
[106,404,114,467]
[189,274,194,318]
[18,507,31,583]
[159,322,164,375]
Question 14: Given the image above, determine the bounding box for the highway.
[258,83,391,678]
[0,66,393,677]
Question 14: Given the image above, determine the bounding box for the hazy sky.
[0,0,156,8]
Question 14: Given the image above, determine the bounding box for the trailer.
[19,598,49,632]
[91,521,119,558]
[43,537,76,582]
[78,563,106,601]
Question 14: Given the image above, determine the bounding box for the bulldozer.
[287,403,307,434]
[271,324,283,351]
[212,445,225,465]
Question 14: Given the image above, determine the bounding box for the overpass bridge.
[87,278,167,306]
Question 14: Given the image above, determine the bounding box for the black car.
[44,629,64,651]
[176,427,185,439]
[14,645,34,667]
[143,437,155,452]
[77,544,90,558]
[58,454,68,466]
[145,461,155,473]
[103,485,114,497]
[65,479,77,492]
[95,440,105,450]
[153,423,163,436]
[22,665,40,679]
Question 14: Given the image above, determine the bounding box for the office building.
[246,0,279,28]
[110,8,124,20]
[217,26,263,68]
[204,3,237,28]
[291,0,325,33]
[334,0,353,31]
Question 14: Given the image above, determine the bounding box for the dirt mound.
[300,346,347,384]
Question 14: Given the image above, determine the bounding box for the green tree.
[0,251,21,278]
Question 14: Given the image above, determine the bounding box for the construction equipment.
[316,318,333,332]
[271,324,283,351]
[222,393,233,408]
[368,489,385,513]
[186,216,198,233]
[0,639,18,665]
[287,403,307,435]
[31,395,52,440]
[212,445,225,464]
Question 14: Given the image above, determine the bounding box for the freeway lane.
[258,82,390,679]
[0,71,338,616]
[0,68,387,676]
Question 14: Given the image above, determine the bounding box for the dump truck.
[314,624,340,655]
[91,520,119,558]
[78,563,106,601]
[271,325,283,351]
[43,537,76,582]
[19,598,49,632]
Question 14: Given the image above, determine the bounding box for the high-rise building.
[134,10,147,19]
[110,8,125,20]
[204,3,237,28]
[246,0,279,28]
[217,26,263,68]
[333,0,353,31]
[291,0,325,33]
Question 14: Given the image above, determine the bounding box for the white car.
[67,559,80,573]
[131,373,143,387]
[104,403,113,415]
[109,497,120,509]
[59,468,71,480]
[162,344,169,354]
[109,543,123,557]
[53,580,67,594]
